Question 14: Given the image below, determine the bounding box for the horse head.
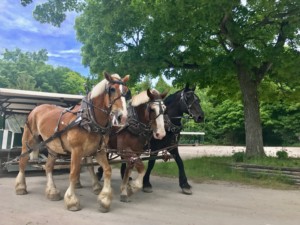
[90,72,130,126]
[180,83,204,123]
[131,89,167,140]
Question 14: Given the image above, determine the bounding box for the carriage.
[0,87,84,172]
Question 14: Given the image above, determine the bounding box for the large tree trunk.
[237,67,266,157]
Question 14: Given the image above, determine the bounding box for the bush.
[232,152,245,162]
[276,150,288,160]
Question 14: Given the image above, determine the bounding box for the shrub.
[276,150,288,160]
[232,152,245,162]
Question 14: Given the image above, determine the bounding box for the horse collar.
[78,95,112,134]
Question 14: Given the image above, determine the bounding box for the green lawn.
[151,156,300,189]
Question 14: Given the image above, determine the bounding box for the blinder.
[105,79,129,107]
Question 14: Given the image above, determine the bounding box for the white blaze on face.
[152,102,166,140]
[120,84,128,124]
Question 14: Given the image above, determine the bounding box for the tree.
[0,49,85,94]
[20,0,85,27]
[74,0,300,157]
[22,0,300,157]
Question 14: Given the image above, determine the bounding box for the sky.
[0,0,90,76]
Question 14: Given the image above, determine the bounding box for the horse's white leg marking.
[45,172,62,201]
[95,143,112,212]
[85,157,102,194]
[15,171,27,195]
[64,149,82,211]
[15,151,29,195]
[128,160,145,194]
[120,166,131,202]
[45,155,61,200]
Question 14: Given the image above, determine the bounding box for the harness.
[19,79,127,159]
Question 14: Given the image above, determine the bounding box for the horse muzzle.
[111,110,127,126]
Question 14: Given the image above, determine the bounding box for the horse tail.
[22,111,42,160]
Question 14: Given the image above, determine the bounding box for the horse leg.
[120,163,132,202]
[15,150,29,195]
[128,159,145,194]
[120,162,126,179]
[142,157,157,193]
[64,149,82,211]
[171,147,192,195]
[85,157,102,194]
[15,128,35,195]
[45,153,62,201]
[95,147,112,213]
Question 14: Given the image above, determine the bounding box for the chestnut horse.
[120,84,205,195]
[88,89,167,202]
[15,72,129,212]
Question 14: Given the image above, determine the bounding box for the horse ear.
[104,71,112,82]
[122,74,130,83]
[147,88,154,100]
[161,90,169,99]
[184,83,190,91]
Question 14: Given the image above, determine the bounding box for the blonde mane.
[90,74,121,99]
[131,89,159,106]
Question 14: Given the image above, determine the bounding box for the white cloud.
[59,49,81,54]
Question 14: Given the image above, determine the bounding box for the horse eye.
[110,87,116,93]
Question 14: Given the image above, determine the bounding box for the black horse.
[120,83,205,195]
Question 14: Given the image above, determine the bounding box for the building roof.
[0,88,83,115]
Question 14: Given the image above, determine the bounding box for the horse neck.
[134,104,149,125]
[91,94,110,127]
[165,95,184,126]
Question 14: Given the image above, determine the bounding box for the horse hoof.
[16,189,28,195]
[67,205,81,211]
[120,195,130,202]
[47,192,62,201]
[182,188,192,195]
[99,204,110,213]
[142,187,153,193]
[75,182,83,189]
[93,187,102,195]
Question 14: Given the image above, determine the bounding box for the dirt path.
[1,167,300,225]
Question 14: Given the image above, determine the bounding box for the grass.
[151,156,300,189]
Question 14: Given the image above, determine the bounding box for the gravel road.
[1,145,300,225]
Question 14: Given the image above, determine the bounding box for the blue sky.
[0,0,89,76]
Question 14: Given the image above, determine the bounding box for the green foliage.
[0,49,85,94]
[22,0,300,150]
[155,76,170,93]
[21,0,85,27]
[276,150,289,160]
[233,152,245,163]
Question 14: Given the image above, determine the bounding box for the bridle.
[80,79,128,134]
[105,80,129,110]
[147,99,165,120]
[126,99,165,138]
[180,90,199,119]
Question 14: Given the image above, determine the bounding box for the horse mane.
[131,89,160,107]
[90,74,121,99]
[164,89,181,105]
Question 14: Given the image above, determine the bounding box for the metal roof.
[0,88,83,115]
